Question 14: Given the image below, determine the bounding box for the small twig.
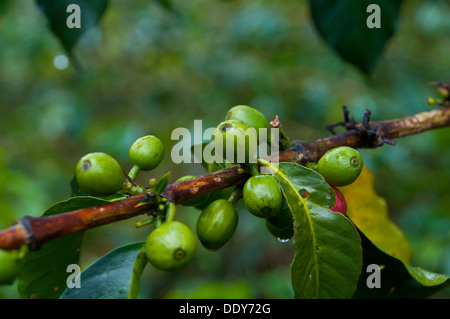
[127,246,148,299]
[124,170,138,187]
[326,106,395,146]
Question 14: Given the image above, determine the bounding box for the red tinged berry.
[330,186,347,216]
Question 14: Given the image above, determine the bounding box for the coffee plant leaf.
[308,0,403,74]
[36,0,108,54]
[262,161,362,299]
[60,242,145,299]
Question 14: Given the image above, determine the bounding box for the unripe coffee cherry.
[427,97,437,106]
[196,199,239,251]
[176,175,210,207]
[329,186,347,216]
[129,135,165,171]
[0,250,18,285]
[243,175,283,218]
[437,87,449,99]
[266,205,294,240]
[213,120,257,164]
[317,146,363,186]
[75,152,124,196]
[145,221,197,272]
[225,105,270,137]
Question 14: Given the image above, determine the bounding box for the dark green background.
[0,0,449,298]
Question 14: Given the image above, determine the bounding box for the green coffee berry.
[266,205,294,240]
[437,87,449,99]
[176,175,210,207]
[75,152,124,196]
[213,119,257,164]
[316,146,363,186]
[427,97,437,106]
[0,250,18,285]
[144,221,197,272]
[196,199,239,251]
[225,105,269,137]
[243,175,283,218]
[129,135,165,171]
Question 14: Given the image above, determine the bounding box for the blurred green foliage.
[0,0,449,298]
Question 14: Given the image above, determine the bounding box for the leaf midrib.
[260,160,320,297]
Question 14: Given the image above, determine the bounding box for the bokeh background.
[0,0,449,298]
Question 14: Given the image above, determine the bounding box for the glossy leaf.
[17,197,110,299]
[261,161,362,299]
[340,166,413,264]
[60,242,145,299]
[353,230,449,298]
[274,162,335,208]
[0,0,10,15]
[308,0,403,73]
[36,0,108,53]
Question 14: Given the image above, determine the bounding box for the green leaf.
[36,0,109,54]
[274,162,335,208]
[60,242,145,299]
[340,166,413,265]
[0,0,11,15]
[261,161,362,299]
[353,230,449,298]
[154,0,177,13]
[307,0,403,73]
[17,196,110,299]
[406,266,449,287]
[70,175,88,197]
[155,171,171,195]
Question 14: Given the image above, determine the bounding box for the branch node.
[327,106,396,147]
[20,216,40,251]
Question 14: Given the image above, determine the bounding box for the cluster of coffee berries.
[213,106,294,241]
[74,135,165,197]
[190,105,272,251]
[74,135,200,272]
[71,106,365,273]
[74,136,189,272]
[427,83,450,107]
